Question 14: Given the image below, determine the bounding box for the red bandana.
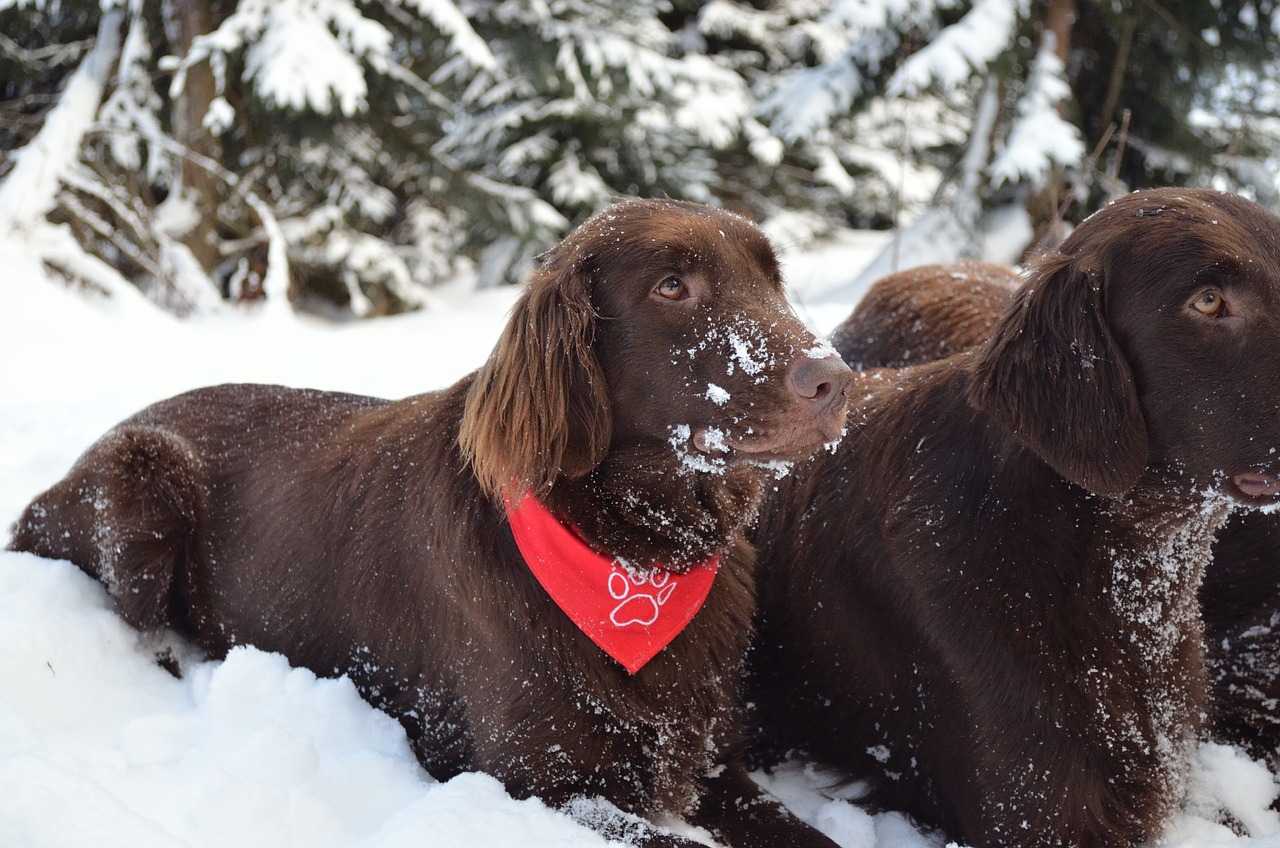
[503,492,720,674]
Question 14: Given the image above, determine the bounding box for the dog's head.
[461,198,852,500]
[969,188,1280,506]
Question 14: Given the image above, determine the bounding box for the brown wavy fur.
[830,260,1019,369]
[460,238,611,499]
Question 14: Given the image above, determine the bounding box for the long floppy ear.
[966,251,1147,496]
[459,261,612,501]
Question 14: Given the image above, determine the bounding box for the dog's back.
[831,260,1019,369]
[11,386,432,650]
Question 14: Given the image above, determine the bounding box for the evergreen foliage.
[2,0,1278,315]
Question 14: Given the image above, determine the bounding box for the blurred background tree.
[3,0,1278,316]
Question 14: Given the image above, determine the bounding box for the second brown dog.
[750,189,1280,847]
[834,237,1280,772]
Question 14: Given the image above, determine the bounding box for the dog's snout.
[788,355,854,408]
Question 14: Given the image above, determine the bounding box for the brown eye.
[1192,290,1224,316]
[655,276,688,300]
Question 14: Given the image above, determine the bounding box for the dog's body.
[836,255,1280,769]
[830,260,1021,370]
[750,189,1280,847]
[10,199,851,848]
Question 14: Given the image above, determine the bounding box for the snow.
[757,57,864,144]
[725,327,769,377]
[99,6,169,183]
[704,384,731,406]
[819,206,982,305]
[4,232,1280,848]
[696,0,785,49]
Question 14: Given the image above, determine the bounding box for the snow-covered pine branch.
[0,6,168,315]
[988,31,1085,188]
[754,0,948,144]
[98,7,171,184]
[885,0,1019,97]
[172,0,389,120]
[9,0,1280,319]
[393,0,497,73]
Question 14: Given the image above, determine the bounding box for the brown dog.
[749,189,1280,847]
[829,260,1021,370]
[836,250,1280,770]
[9,199,852,848]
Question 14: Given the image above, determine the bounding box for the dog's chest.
[1105,495,1229,659]
[1088,491,1234,791]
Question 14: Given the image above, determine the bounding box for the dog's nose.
[787,354,854,410]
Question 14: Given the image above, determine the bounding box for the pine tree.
[430,0,759,285]
[749,0,1280,294]
[1,0,491,316]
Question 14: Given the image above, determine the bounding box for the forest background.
[5,0,1280,319]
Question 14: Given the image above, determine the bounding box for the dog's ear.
[460,258,612,501]
[966,251,1148,496]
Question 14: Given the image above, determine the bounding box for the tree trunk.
[1044,0,1076,63]
[1025,0,1078,254]
[164,0,222,276]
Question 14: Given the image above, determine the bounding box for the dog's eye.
[655,276,688,301]
[1192,290,1225,316]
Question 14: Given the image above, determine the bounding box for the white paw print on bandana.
[608,566,677,627]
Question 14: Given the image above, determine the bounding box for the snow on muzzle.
[690,350,853,464]
[671,314,855,473]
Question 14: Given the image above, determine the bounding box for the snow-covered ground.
[4,230,1280,848]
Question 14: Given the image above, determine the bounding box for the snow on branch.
[697,0,787,52]
[463,174,569,288]
[670,54,749,149]
[98,7,170,183]
[243,190,293,322]
[756,59,865,144]
[465,174,568,239]
[131,133,296,316]
[989,32,1085,187]
[440,11,750,159]
[547,150,611,208]
[172,0,400,122]
[886,0,1019,97]
[0,7,168,314]
[247,0,386,115]
[394,0,498,72]
[33,221,160,312]
[755,0,949,144]
[568,26,749,149]
[823,0,936,31]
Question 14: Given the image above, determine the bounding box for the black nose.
[787,354,854,409]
